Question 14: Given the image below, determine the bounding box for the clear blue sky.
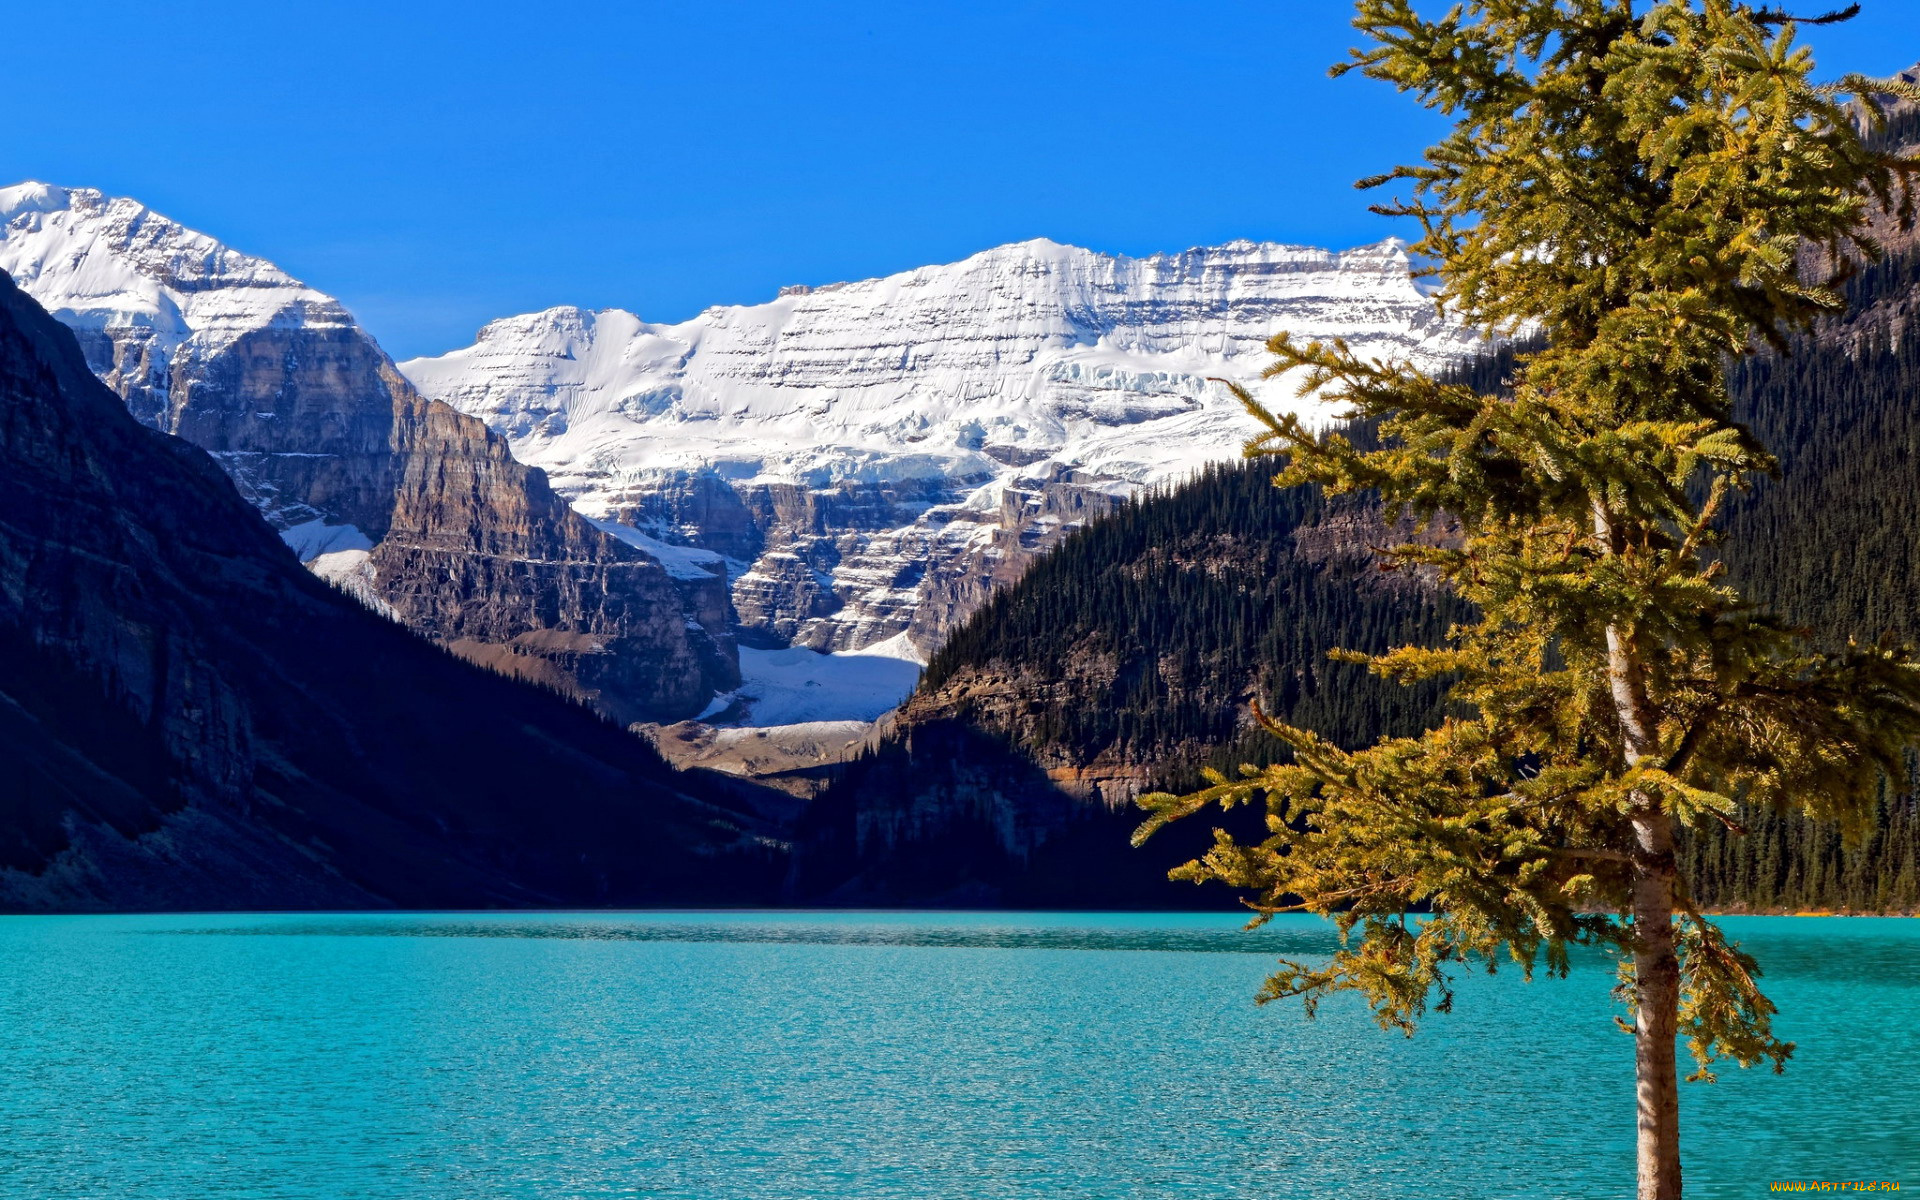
[6,0,1918,360]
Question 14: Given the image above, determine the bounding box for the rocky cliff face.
[0,268,778,911]
[0,183,735,722]
[369,384,735,723]
[403,237,1484,658]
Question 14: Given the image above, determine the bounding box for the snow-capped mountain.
[0,182,350,433]
[403,237,1482,657]
[0,182,738,722]
[0,178,1484,730]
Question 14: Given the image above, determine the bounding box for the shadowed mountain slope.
[0,269,780,912]
[0,183,737,724]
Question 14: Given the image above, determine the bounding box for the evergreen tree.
[1135,5,1920,1197]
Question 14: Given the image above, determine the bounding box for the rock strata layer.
[404,237,1484,658]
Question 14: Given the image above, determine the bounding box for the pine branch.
[1749,3,1860,27]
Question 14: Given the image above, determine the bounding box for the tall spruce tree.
[1135,4,1920,1197]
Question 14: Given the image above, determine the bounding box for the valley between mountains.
[4,97,1917,909]
[0,181,1480,755]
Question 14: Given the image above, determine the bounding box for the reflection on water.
[2,911,1913,1200]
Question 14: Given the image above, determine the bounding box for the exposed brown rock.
[140,315,737,721]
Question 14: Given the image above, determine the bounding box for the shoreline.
[1703,908,1918,918]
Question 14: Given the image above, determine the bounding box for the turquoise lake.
[1,912,1913,1199]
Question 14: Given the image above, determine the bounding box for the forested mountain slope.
[788,350,1503,906]
[0,269,780,912]
[797,250,1920,910]
[1694,248,1920,912]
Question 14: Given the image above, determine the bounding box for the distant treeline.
[1681,794,1920,914]
[1691,243,1920,912]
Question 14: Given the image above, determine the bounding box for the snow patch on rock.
[585,516,726,580]
[280,519,375,562]
[728,643,923,726]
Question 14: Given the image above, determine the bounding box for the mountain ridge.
[0,182,738,723]
[1,181,1487,736]
[790,228,1920,909]
[402,232,1482,674]
[0,266,780,911]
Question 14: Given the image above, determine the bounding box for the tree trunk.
[1631,803,1683,1200]
[1595,495,1685,1199]
[1605,615,1684,1199]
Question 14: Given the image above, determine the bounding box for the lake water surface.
[1,911,1913,1198]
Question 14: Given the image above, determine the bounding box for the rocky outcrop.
[0,183,736,722]
[0,268,779,911]
[704,468,1123,649]
[369,386,735,723]
[891,657,1155,807]
[403,237,1485,659]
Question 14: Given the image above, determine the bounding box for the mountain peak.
[0,179,345,377]
[0,181,74,222]
[0,179,315,291]
[2,182,742,726]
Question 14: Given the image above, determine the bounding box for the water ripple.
[143,916,1338,956]
[1,912,1911,1200]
